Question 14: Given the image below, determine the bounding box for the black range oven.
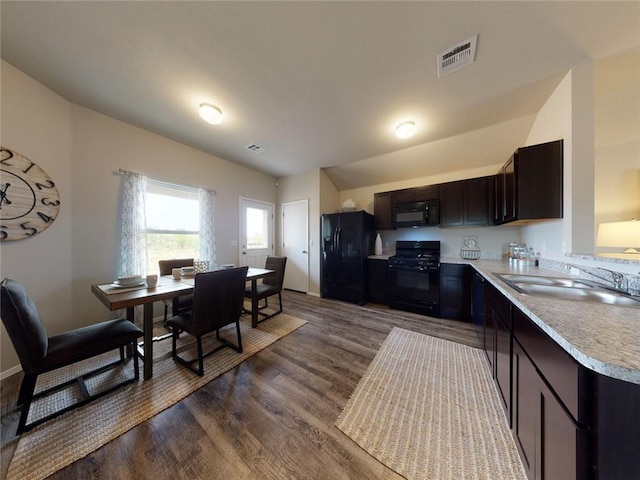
[388,240,441,317]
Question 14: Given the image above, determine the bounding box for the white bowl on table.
[181,266,195,277]
[117,274,143,287]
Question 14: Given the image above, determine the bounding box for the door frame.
[281,198,309,293]
[239,197,275,267]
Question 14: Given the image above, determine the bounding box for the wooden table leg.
[251,279,259,328]
[142,302,154,380]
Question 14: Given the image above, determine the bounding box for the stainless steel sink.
[496,274,597,289]
[494,273,640,308]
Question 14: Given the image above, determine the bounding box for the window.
[246,206,269,249]
[145,180,200,275]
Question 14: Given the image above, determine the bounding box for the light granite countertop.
[442,258,640,385]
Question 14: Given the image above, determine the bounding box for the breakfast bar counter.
[444,258,640,384]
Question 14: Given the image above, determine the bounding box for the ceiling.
[1,1,639,190]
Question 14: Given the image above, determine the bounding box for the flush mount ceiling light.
[396,121,416,139]
[198,103,223,125]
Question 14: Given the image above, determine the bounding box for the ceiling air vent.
[246,143,266,153]
[437,34,478,78]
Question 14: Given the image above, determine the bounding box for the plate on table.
[110,280,146,288]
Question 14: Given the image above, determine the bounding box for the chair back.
[158,258,194,275]
[263,256,287,290]
[0,278,49,373]
[189,267,248,336]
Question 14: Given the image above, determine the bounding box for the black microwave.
[393,200,440,228]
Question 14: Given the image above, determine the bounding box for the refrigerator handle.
[336,227,341,252]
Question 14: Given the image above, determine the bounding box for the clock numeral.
[0,148,14,164]
[0,226,7,241]
[35,180,56,191]
[20,222,38,236]
[37,211,55,223]
[41,197,61,207]
[22,162,36,174]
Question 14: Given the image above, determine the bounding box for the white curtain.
[119,172,147,276]
[199,188,217,266]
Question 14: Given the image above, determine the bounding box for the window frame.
[145,179,201,275]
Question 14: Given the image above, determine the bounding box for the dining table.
[91,267,275,380]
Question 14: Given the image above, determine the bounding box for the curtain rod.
[116,168,216,195]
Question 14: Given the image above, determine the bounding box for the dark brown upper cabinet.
[373,185,439,230]
[393,184,439,204]
[440,176,491,227]
[373,191,393,230]
[495,139,563,225]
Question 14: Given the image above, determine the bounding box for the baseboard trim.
[1,364,22,381]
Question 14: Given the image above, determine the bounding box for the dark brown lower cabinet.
[512,340,586,480]
[512,340,538,476]
[483,282,512,423]
[483,297,495,370]
[440,263,471,321]
[480,274,639,479]
[366,258,388,305]
[595,375,640,479]
[494,311,511,423]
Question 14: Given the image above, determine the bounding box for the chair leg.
[171,327,179,359]
[235,320,243,352]
[255,292,283,323]
[17,373,36,407]
[133,341,140,381]
[196,337,204,377]
[16,374,37,435]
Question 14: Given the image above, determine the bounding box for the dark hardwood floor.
[1,291,481,479]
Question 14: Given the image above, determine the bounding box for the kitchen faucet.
[564,264,628,293]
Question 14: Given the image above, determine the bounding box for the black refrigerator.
[321,211,375,305]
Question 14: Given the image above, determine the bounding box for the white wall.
[593,48,640,254]
[1,61,276,375]
[276,168,345,296]
[1,62,74,375]
[523,63,595,258]
[277,169,322,295]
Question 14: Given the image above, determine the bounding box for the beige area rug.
[6,314,306,480]
[335,327,527,480]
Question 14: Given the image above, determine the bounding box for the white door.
[239,197,274,268]
[281,199,309,293]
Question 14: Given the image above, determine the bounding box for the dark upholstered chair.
[0,278,143,434]
[158,258,194,326]
[245,256,287,323]
[167,266,248,376]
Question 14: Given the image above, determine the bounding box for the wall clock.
[0,147,61,242]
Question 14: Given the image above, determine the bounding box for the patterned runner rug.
[335,327,526,480]
[6,314,306,480]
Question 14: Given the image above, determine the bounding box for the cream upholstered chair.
[167,267,248,376]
